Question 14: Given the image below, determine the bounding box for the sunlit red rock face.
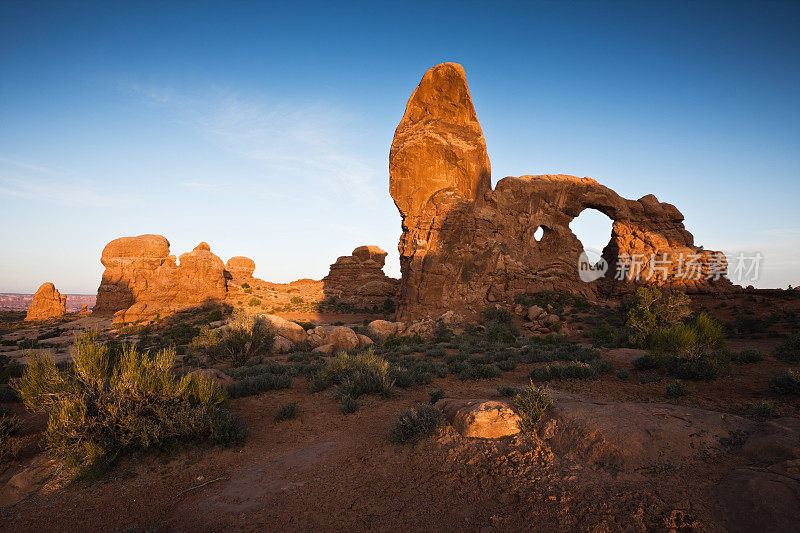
[224,256,256,282]
[390,63,731,321]
[322,245,399,309]
[24,282,67,321]
[94,235,229,324]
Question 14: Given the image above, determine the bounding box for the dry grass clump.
[190,310,274,366]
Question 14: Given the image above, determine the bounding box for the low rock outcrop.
[436,398,521,439]
[24,282,67,321]
[94,235,229,324]
[390,63,732,321]
[322,246,399,310]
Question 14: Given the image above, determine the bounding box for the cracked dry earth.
[2,362,799,532]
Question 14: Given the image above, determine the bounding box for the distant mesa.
[389,62,731,321]
[25,282,67,321]
[322,245,399,310]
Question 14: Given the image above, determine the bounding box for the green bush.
[191,312,275,366]
[460,363,502,380]
[13,334,243,478]
[665,380,688,397]
[274,401,299,422]
[625,288,691,347]
[313,350,393,398]
[514,382,553,432]
[769,370,800,395]
[774,333,800,362]
[481,307,518,344]
[388,404,444,444]
[616,368,630,380]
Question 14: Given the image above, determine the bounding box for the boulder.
[25,282,67,321]
[313,344,334,355]
[367,319,398,340]
[322,245,399,310]
[389,63,732,322]
[328,326,359,352]
[78,304,90,316]
[260,314,308,344]
[272,335,294,354]
[356,334,374,349]
[527,305,545,321]
[435,398,521,439]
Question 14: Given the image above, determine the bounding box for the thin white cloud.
[123,83,380,206]
[0,156,134,208]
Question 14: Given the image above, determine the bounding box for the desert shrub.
[226,373,292,398]
[0,411,22,462]
[731,350,764,364]
[191,312,274,366]
[313,350,393,398]
[225,362,294,380]
[665,356,720,381]
[13,334,243,478]
[768,370,800,396]
[733,315,767,335]
[496,358,518,372]
[497,385,523,397]
[339,394,359,414]
[241,282,250,289]
[390,366,432,388]
[294,320,315,331]
[274,401,299,422]
[530,362,597,381]
[750,399,777,418]
[616,368,630,380]
[383,334,424,349]
[388,404,444,444]
[428,388,445,404]
[424,346,446,358]
[481,307,518,344]
[632,354,662,370]
[665,380,688,397]
[432,322,453,343]
[0,354,24,386]
[248,297,261,307]
[514,382,553,432]
[625,288,691,347]
[774,333,800,362]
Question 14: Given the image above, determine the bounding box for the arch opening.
[569,208,614,256]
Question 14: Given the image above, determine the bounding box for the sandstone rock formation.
[24,282,67,321]
[225,256,256,282]
[390,63,732,321]
[94,235,229,324]
[436,398,521,439]
[322,245,399,310]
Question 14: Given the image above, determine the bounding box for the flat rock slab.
[548,399,755,471]
[436,398,521,439]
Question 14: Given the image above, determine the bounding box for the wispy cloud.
[0,156,132,208]
[122,82,380,205]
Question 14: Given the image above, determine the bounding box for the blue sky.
[1,0,798,293]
